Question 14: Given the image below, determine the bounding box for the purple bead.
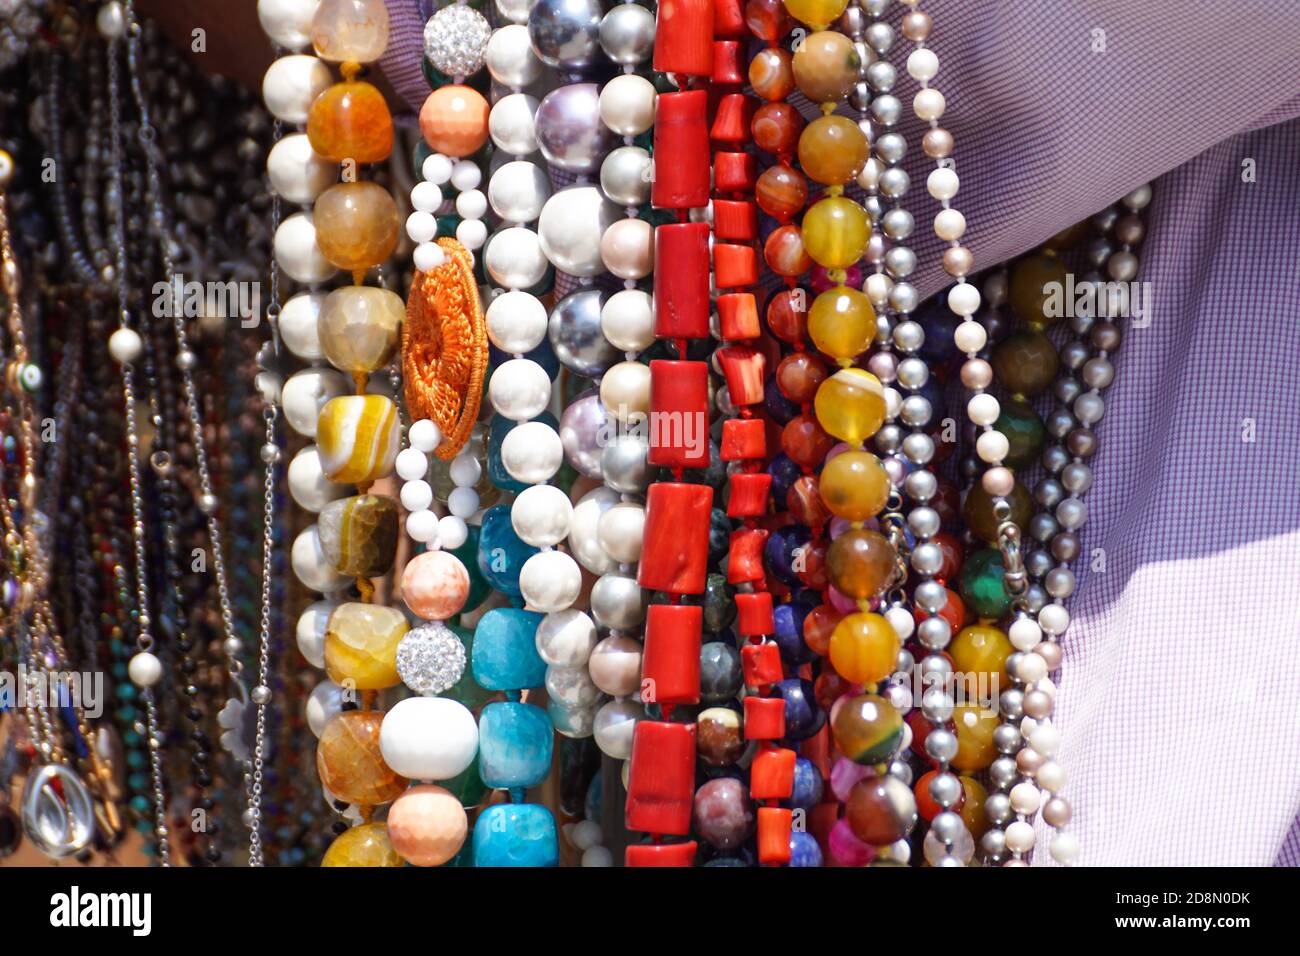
[772,591,817,665]
[772,677,824,741]
[558,387,607,479]
[764,524,809,587]
[763,375,799,425]
[830,756,871,802]
[766,453,802,506]
[693,777,755,850]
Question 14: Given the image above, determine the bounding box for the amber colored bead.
[818,450,889,521]
[951,703,998,772]
[311,0,391,64]
[307,81,393,164]
[797,114,867,185]
[320,822,404,867]
[1008,250,1069,328]
[814,669,851,710]
[826,528,895,599]
[958,776,989,839]
[962,477,1033,544]
[749,47,795,101]
[313,181,399,272]
[780,412,834,468]
[991,327,1059,398]
[752,101,804,156]
[418,85,489,158]
[801,196,870,269]
[846,774,916,845]
[813,368,886,447]
[803,603,842,657]
[766,287,809,344]
[792,31,860,103]
[744,0,794,43]
[784,0,848,29]
[316,710,407,806]
[775,350,828,403]
[787,474,831,526]
[832,693,903,765]
[796,539,828,590]
[949,624,1013,693]
[1043,218,1091,253]
[808,284,875,359]
[829,611,899,685]
[755,164,808,222]
[697,707,746,767]
[764,224,812,277]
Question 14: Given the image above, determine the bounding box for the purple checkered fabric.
[386,0,1300,865]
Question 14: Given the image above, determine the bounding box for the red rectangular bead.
[625,720,697,835]
[757,807,794,864]
[711,40,744,85]
[653,0,714,76]
[714,151,756,192]
[742,640,783,688]
[715,344,766,405]
[744,695,786,740]
[720,417,766,460]
[717,292,759,340]
[710,93,751,144]
[653,222,711,337]
[625,841,699,867]
[638,482,714,594]
[735,590,775,636]
[652,92,711,208]
[714,242,758,289]
[750,746,797,799]
[712,0,747,38]
[726,527,768,583]
[726,472,771,517]
[713,200,758,241]
[641,604,702,705]
[648,359,710,469]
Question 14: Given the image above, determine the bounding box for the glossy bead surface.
[808,285,875,359]
[321,822,404,867]
[827,529,896,599]
[401,550,471,620]
[313,182,399,272]
[419,85,490,157]
[959,547,1013,619]
[319,286,403,374]
[832,693,903,765]
[696,707,745,767]
[311,0,390,63]
[991,328,1060,398]
[814,368,886,446]
[749,47,794,101]
[755,164,807,221]
[783,0,847,30]
[324,602,407,689]
[792,30,859,102]
[379,696,479,780]
[950,624,1013,690]
[1009,251,1069,327]
[798,115,867,185]
[478,701,554,789]
[819,450,889,521]
[317,710,407,805]
[764,224,812,277]
[751,102,803,156]
[829,612,899,685]
[802,197,870,269]
[952,703,999,772]
[316,394,399,483]
[318,494,398,577]
[474,803,558,866]
[846,773,917,845]
[963,478,1033,544]
[472,608,546,690]
[386,785,468,867]
[780,413,834,469]
[307,81,393,164]
[693,777,754,850]
[997,399,1047,470]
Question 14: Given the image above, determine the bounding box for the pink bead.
[386,784,468,867]
[400,550,470,620]
[829,757,872,803]
[828,818,876,867]
[827,584,857,615]
[809,264,863,294]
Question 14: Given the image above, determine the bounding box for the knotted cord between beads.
[402,237,487,459]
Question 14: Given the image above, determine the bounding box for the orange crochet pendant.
[403,237,487,460]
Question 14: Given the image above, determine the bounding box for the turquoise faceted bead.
[478,701,553,789]
[476,504,538,598]
[472,608,546,690]
[473,803,558,867]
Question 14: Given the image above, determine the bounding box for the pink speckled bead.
[386,784,467,867]
[400,550,470,620]
[828,818,876,866]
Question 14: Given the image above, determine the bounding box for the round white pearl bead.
[291,525,348,592]
[267,133,335,205]
[447,487,480,520]
[278,291,326,362]
[1030,724,1061,757]
[448,453,482,487]
[422,153,454,186]
[1017,652,1048,684]
[913,88,946,121]
[489,358,552,421]
[261,55,332,124]
[411,181,444,213]
[1004,820,1036,854]
[535,609,598,667]
[520,549,582,613]
[295,599,338,668]
[600,288,654,352]
[413,241,447,272]
[108,327,143,364]
[399,479,434,513]
[1009,781,1042,815]
[487,290,549,354]
[395,447,429,482]
[1050,832,1080,864]
[281,367,348,438]
[485,23,541,87]
[379,697,479,781]
[976,429,1009,464]
[436,515,469,550]
[593,697,640,759]
[598,73,657,136]
[1037,760,1066,792]
[405,509,440,544]
[927,166,960,201]
[1009,617,1043,652]
[127,651,163,687]
[489,92,539,156]
[599,217,654,281]
[596,501,645,564]
[274,212,334,283]
[306,680,343,737]
[406,211,438,243]
[455,188,489,222]
[567,819,602,850]
[538,186,618,277]
[886,605,915,640]
[488,160,551,224]
[582,846,614,867]
[485,227,549,290]
[512,484,574,547]
[1038,603,1070,635]
[257,0,317,50]
[501,421,564,484]
[456,218,488,251]
[934,207,967,241]
[288,445,347,512]
[947,282,981,317]
[906,47,939,81]
[408,419,444,453]
[451,160,482,192]
[967,393,1000,427]
[953,319,987,353]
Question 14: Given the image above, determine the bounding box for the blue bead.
[472,608,546,690]
[476,504,538,598]
[478,701,554,789]
[763,375,799,425]
[772,590,817,665]
[764,524,810,587]
[473,803,558,867]
[787,756,824,810]
[772,677,824,742]
[789,830,823,867]
[766,453,801,503]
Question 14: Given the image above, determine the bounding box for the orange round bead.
[419,85,490,158]
[307,81,394,164]
[827,528,895,599]
[829,611,899,685]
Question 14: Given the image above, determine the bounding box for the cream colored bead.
[934,207,966,241]
[1009,781,1041,815]
[967,393,1000,427]
[913,88,946,121]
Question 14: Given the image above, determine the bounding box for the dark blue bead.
[788,830,823,867]
[772,677,824,741]
[766,453,802,503]
[764,375,799,425]
[787,756,824,810]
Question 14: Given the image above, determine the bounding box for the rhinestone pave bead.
[396,621,467,696]
[424,5,490,78]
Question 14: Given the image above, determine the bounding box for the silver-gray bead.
[924,728,958,763]
[1086,238,1114,269]
[1054,375,1083,407]
[598,3,655,65]
[893,319,924,353]
[901,430,934,463]
[1025,548,1053,578]
[985,792,1013,824]
[848,81,871,113]
[888,281,918,313]
[600,433,651,495]
[870,93,901,126]
[993,723,1021,754]
[1060,461,1092,494]
[921,687,955,722]
[873,423,902,453]
[599,146,652,206]
[1035,478,1064,510]
[534,83,614,174]
[496,0,535,24]
[999,687,1024,720]
[1073,391,1105,425]
[1041,444,1070,475]
[878,168,910,203]
[907,506,940,539]
[897,357,928,389]
[887,760,913,786]
[251,684,272,705]
[1060,339,1089,371]
[929,772,963,808]
[905,469,937,502]
[1107,250,1139,282]
[914,581,949,616]
[989,755,1018,788]
[1082,356,1114,389]
[931,811,965,845]
[1046,407,1075,439]
[1045,566,1075,598]
[883,242,915,276]
[881,207,914,240]
[549,288,618,377]
[1056,497,1088,529]
[838,5,868,37]
[916,615,951,651]
[589,572,646,629]
[1123,183,1153,210]
[911,542,943,575]
[198,493,218,515]
[528,0,603,70]
[1021,583,1048,614]
[865,21,893,54]
[879,838,911,864]
[875,130,907,164]
[981,827,1007,858]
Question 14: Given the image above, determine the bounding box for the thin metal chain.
[106,31,169,866]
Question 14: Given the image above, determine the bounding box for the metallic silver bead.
[260,442,281,465]
[176,349,197,371]
[881,208,914,242]
[1081,356,1114,389]
[888,281,918,313]
[1021,583,1048,614]
[883,242,915,276]
[905,469,937,502]
[931,811,965,845]
[1029,512,1058,544]
[911,542,943,575]
[1069,309,1096,337]
[873,423,903,453]
[1035,478,1064,510]
[989,755,1018,788]
[896,648,915,674]
[848,81,871,113]
[993,723,1021,754]
[1060,462,1092,494]
[901,430,934,463]
[1041,444,1069,475]
[1025,548,1053,578]
[865,21,894,54]
[999,687,1024,720]
[1055,376,1083,406]
[1056,497,1088,529]
[924,728,958,763]
[598,3,655,65]
[600,146,652,206]
[929,772,963,808]
[1045,566,1076,598]
[838,5,868,37]
[914,582,949,616]
[1046,407,1075,439]
[589,572,646,630]
[600,433,650,495]
[1123,183,1153,210]
[1073,391,1105,425]
[251,684,271,705]
[222,637,243,658]
[198,493,219,515]
[1060,339,1090,371]
[908,506,940,539]
[870,93,901,126]
[985,793,1013,825]
[899,393,933,428]
[424,4,491,77]
[1050,531,1080,563]
[1086,238,1114,269]
[861,193,883,221]
[878,838,911,864]
[878,167,910,201]
[893,319,924,353]
[981,827,1007,858]
[887,760,913,786]
[917,616,951,651]
[921,688,955,722]
[875,131,907,164]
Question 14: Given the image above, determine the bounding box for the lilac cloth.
[385,0,1300,865]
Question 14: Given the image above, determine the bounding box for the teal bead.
[959,547,1013,619]
[127,771,149,792]
[472,608,546,690]
[117,683,136,701]
[443,752,490,809]
[478,701,553,789]
[476,504,538,599]
[126,749,145,770]
[449,525,490,614]
[129,795,151,815]
[473,803,558,867]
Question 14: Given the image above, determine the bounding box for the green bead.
[443,752,490,809]
[996,399,1046,470]
[959,547,1013,619]
[443,623,493,710]
[129,795,151,816]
